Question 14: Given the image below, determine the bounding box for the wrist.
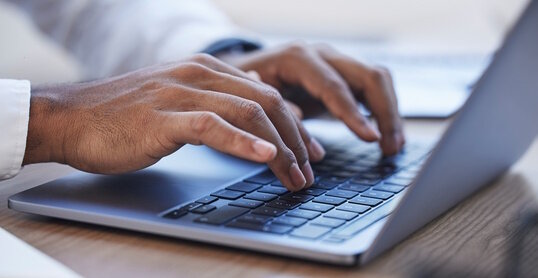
[22,84,73,165]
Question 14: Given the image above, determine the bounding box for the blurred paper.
[0,227,81,278]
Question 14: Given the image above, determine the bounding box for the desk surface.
[1,119,537,278]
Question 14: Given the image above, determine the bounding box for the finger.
[165,111,277,163]
[162,84,308,191]
[288,105,325,164]
[246,70,262,81]
[284,99,303,119]
[187,54,264,84]
[278,46,381,142]
[187,69,314,189]
[315,45,405,154]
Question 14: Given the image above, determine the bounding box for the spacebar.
[194,205,249,225]
[334,199,396,238]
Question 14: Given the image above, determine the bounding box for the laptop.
[8,1,538,266]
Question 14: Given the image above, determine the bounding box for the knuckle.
[140,80,165,91]
[281,147,297,164]
[189,53,217,65]
[239,100,266,123]
[284,41,308,57]
[290,140,308,163]
[174,62,214,78]
[323,77,345,93]
[369,67,390,84]
[261,87,285,110]
[191,112,219,136]
[313,42,333,52]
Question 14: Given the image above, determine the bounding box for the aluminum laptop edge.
[8,1,538,266]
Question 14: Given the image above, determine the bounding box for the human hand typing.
[23,54,320,191]
[219,42,405,155]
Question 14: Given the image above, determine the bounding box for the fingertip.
[289,163,306,191]
[300,161,315,186]
[307,138,326,162]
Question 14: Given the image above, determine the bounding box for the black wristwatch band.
[201,38,262,56]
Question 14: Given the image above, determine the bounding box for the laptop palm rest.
[9,145,263,216]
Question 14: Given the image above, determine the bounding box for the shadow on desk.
[2,171,537,278]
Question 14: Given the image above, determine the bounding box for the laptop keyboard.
[161,140,432,242]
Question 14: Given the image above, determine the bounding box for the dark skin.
[23,43,405,192]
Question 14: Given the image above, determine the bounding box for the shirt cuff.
[0,79,31,180]
[201,38,262,56]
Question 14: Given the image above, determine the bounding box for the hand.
[219,42,405,155]
[23,54,325,191]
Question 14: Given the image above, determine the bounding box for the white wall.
[0,0,529,83]
[212,0,528,47]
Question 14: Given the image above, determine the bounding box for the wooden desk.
[1,119,537,278]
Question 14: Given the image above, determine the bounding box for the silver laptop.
[8,1,538,266]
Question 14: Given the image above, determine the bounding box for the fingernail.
[308,138,326,161]
[301,161,315,187]
[252,140,277,160]
[363,123,381,141]
[289,163,306,190]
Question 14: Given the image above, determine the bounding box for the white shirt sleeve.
[8,0,257,79]
[0,80,31,180]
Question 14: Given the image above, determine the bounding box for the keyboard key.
[385,177,413,187]
[270,180,285,187]
[325,189,358,199]
[190,204,216,214]
[352,159,378,167]
[311,217,346,228]
[227,221,293,234]
[258,186,288,195]
[338,183,369,192]
[211,189,244,200]
[299,188,326,196]
[337,203,370,214]
[226,182,261,193]
[163,209,188,219]
[312,196,346,206]
[321,159,348,167]
[334,203,393,237]
[349,178,381,186]
[312,182,339,190]
[362,190,394,200]
[244,192,277,202]
[163,202,201,219]
[195,195,218,205]
[251,206,287,217]
[349,196,382,207]
[300,202,334,213]
[290,225,332,239]
[236,214,273,224]
[343,165,369,173]
[287,209,321,220]
[194,205,249,225]
[373,184,404,193]
[244,170,276,184]
[280,193,314,203]
[359,172,384,180]
[229,199,264,209]
[272,215,308,227]
[332,170,357,178]
[395,171,416,180]
[324,210,359,221]
[266,199,300,210]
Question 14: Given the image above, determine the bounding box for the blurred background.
[0,0,530,116]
